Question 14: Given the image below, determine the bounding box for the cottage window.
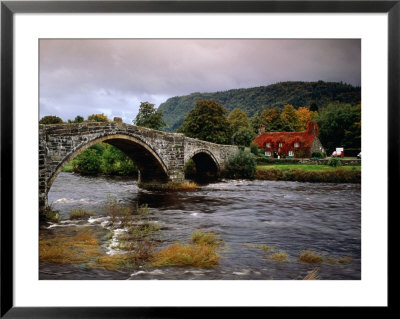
[278,143,283,147]
[265,151,271,157]
[265,143,271,148]
[294,142,299,148]
[288,150,294,157]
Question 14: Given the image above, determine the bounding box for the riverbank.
[256,164,361,183]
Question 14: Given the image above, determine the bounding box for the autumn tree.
[178,99,232,144]
[296,107,316,130]
[280,104,301,131]
[87,113,109,122]
[227,108,250,134]
[260,108,286,131]
[133,102,165,130]
[39,115,63,124]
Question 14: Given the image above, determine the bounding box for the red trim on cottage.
[253,121,320,158]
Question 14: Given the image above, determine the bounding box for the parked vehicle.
[331,150,344,157]
[332,147,344,157]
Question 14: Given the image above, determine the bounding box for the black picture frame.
[1,0,396,317]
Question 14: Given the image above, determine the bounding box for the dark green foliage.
[233,128,256,147]
[133,102,165,130]
[71,144,137,176]
[68,115,85,123]
[328,157,342,167]
[311,152,322,158]
[178,99,232,145]
[159,81,361,132]
[39,115,63,124]
[250,142,260,156]
[224,150,256,179]
[72,148,102,175]
[102,145,137,176]
[316,103,361,154]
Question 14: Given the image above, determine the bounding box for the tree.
[133,102,165,130]
[296,107,316,130]
[280,104,301,131]
[316,103,361,154]
[227,108,250,133]
[232,127,256,147]
[87,113,109,122]
[178,99,232,144]
[39,115,63,124]
[260,108,286,131]
[68,115,85,123]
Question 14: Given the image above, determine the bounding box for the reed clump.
[140,181,198,192]
[39,230,102,264]
[152,231,221,268]
[269,250,290,262]
[69,208,95,220]
[190,231,222,247]
[151,242,219,268]
[298,249,324,264]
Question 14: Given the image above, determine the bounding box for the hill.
[158,81,361,132]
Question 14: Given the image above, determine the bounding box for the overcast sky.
[40,39,361,123]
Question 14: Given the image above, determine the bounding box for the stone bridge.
[39,120,238,212]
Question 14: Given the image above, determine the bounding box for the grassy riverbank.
[256,164,361,183]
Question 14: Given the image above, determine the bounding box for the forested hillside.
[158,81,361,132]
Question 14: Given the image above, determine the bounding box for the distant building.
[253,121,325,158]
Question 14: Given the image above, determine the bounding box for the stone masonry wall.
[39,122,237,212]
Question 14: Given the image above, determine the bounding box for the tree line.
[40,97,361,176]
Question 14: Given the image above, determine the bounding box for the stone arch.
[185,149,220,181]
[47,134,169,191]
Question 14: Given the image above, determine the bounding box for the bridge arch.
[47,134,169,192]
[185,149,220,182]
[39,122,238,212]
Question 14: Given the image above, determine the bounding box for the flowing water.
[40,172,361,280]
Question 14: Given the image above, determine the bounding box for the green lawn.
[257,164,361,172]
[62,161,74,172]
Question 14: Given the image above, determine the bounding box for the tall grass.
[69,208,94,220]
[152,231,222,268]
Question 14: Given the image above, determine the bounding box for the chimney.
[258,125,265,136]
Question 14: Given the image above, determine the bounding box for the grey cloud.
[40,39,360,122]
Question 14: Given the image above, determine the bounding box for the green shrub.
[39,115,63,125]
[72,148,102,175]
[328,157,342,167]
[232,128,256,147]
[101,144,137,176]
[224,150,256,179]
[311,152,322,158]
[250,142,260,156]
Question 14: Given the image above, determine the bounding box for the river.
[40,172,361,280]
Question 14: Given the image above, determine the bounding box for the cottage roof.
[253,121,319,149]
